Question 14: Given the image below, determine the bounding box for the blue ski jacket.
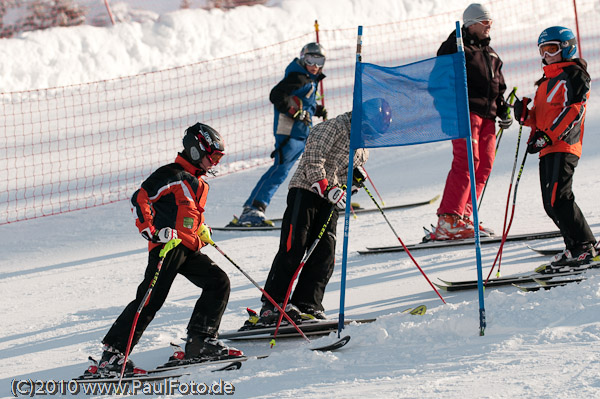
[269,58,325,140]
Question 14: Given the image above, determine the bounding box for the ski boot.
[256,303,302,327]
[81,345,146,378]
[227,206,274,227]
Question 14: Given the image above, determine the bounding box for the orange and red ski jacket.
[131,154,209,252]
[524,60,590,158]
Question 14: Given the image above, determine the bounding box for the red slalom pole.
[119,238,182,381]
[197,226,311,344]
[365,187,445,304]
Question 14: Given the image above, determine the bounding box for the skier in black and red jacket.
[514,26,596,271]
[97,123,242,377]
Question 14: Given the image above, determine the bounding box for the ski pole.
[364,186,446,304]
[314,20,326,115]
[272,204,337,345]
[477,127,503,211]
[478,87,517,210]
[485,150,528,283]
[485,96,530,283]
[120,238,182,381]
[363,167,385,206]
[197,225,311,344]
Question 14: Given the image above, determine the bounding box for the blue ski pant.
[243,135,306,210]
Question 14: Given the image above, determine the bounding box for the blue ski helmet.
[538,26,577,59]
[362,98,392,139]
[183,123,225,166]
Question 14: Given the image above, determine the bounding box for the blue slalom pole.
[456,21,486,335]
[338,25,363,337]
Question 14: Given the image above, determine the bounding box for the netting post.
[572,0,583,58]
[104,0,116,25]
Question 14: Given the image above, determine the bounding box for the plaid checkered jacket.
[289,112,368,191]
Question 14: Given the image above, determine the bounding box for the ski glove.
[527,130,552,154]
[513,97,531,125]
[315,104,328,120]
[153,227,178,243]
[497,104,513,130]
[351,166,368,194]
[287,96,303,118]
[311,179,346,210]
[293,109,311,126]
[287,96,311,126]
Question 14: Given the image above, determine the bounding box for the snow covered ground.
[1,1,600,398]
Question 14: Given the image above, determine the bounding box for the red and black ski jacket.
[131,154,209,252]
[524,59,590,158]
[438,28,507,119]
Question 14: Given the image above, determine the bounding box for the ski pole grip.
[520,97,531,123]
[159,238,182,258]
[198,223,215,246]
[507,87,517,105]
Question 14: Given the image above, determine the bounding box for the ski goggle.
[198,135,225,165]
[206,150,224,165]
[539,41,561,58]
[477,20,493,27]
[303,54,325,67]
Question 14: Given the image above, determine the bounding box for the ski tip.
[310,335,351,352]
[212,361,243,372]
[402,304,427,315]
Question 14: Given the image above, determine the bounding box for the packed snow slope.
[1,1,600,398]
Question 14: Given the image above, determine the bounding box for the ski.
[272,195,440,222]
[435,261,599,292]
[214,196,440,231]
[74,356,241,383]
[354,195,439,214]
[219,318,376,340]
[534,276,586,286]
[360,230,566,255]
[513,277,585,292]
[212,225,280,231]
[74,372,187,384]
[310,335,351,351]
[435,270,588,292]
[527,245,562,256]
[221,305,426,340]
[433,274,554,292]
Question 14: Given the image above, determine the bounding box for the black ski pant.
[103,245,230,354]
[539,152,595,250]
[262,188,338,312]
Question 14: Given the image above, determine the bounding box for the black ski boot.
[183,335,243,362]
[256,303,302,327]
[239,307,260,330]
[537,244,599,274]
[550,244,597,267]
[96,345,146,377]
[297,305,327,320]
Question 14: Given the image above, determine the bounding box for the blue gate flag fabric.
[350,52,469,150]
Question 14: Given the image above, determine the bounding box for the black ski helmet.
[299,42,326,68]
[182,122,225,166]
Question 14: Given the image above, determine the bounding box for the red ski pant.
[437,113,496,217]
